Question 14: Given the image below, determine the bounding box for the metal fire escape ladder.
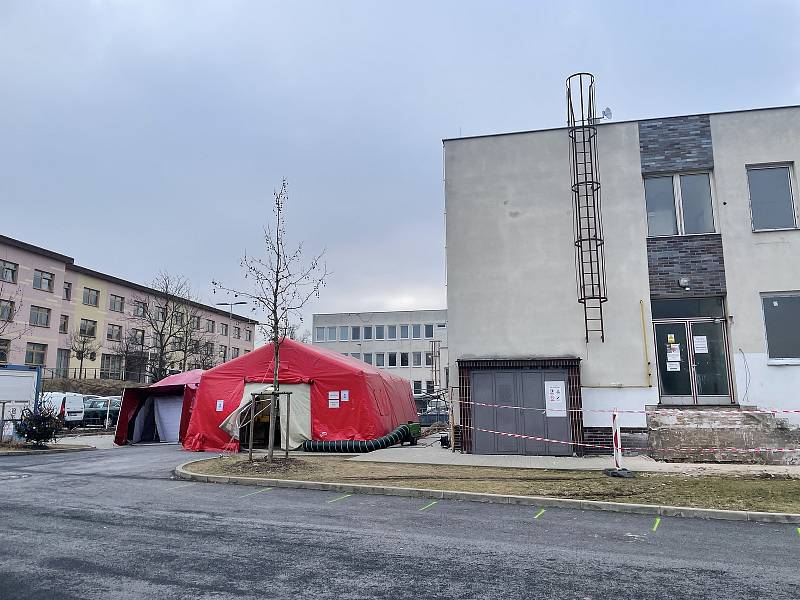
[567,73,608,343]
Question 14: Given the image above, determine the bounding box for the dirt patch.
[185,455,800,513]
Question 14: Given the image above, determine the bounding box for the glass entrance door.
[654,320,732,405]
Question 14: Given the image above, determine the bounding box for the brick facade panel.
[639,114,714,174]
[646,234,726,298]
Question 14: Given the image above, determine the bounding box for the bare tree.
[127,272,212,383]
[286,325,311,344]
[0,277,31,357]
[214,179,328,462]
[66,331,101,380]
[111,329,148,383]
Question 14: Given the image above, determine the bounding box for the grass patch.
[185,455,800,513]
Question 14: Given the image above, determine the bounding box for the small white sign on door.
[693,335,709,354]
[544,381,567,417]
[666,361,681,372]
[341,390,349,401]
[215,400,224,412]
[328,390,340,409]
[666,343,681,362]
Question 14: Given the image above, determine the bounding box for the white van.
[41,392,85,428]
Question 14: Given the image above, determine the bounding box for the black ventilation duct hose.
[301,424,412,453]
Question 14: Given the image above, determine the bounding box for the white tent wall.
[241,382,312,450]
[152,395,183,443]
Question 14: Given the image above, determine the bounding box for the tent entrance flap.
[132,395,184,443]
[219,383,312,451]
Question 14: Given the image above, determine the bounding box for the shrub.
[14,406,64,447]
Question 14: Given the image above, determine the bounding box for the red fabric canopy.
[113,369,204,446]
[183,338,418,452]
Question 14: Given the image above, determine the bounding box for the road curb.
[174,459,800,524]
[0,446,96,457]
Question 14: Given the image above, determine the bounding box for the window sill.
[752,227,799,233]
[767,359,800,366]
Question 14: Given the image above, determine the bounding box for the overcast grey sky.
[1,1,798,329]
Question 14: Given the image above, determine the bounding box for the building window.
[315,327,325,342]
[245,329,252,342]
[363,353,373,365]
[387,325,397,340]
[29,305,51,328]
[134,301,146,317]
[1,260,18,284]
[206,319,215,333]
[204,342,214,357]
[411,380,422,395]
[400,352,409,367]
[644,173,714,236]
[426,380,435,394]
[156,307,166,322]
[412,352,422,367]
[424,324,434,339]
[59,314,69,334]
[233,326,241,339]
[53,347,68,376]
[220,322,228,336]
[375,325,385,340]
[107,324,122,342]
[109,294,125,313]
[0,339,9,363]
[83,287,99,307]
[33,269,55,292]
[25,342,47,366]
[0,299,14,322]
[350,352,361,360]
[412,324,422,339]
[63,281,72,301]
[131,329,145,345]
[425,352,433,367]
[191,315,201,330]
[363,326,373,340]
[325,326,336,341]
[375,352,385,367]
[399,325,409,339]
[79,318,97,338]
[351,326,361,341]
[747,165,796,231]
[339,326,349,341]
[100,354,123,380]
[219,345,228,361]
[173,312,185,327]
[762,294,800,360]
[231,347,240,359]
[387,352,397,367]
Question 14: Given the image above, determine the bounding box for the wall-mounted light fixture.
[678,276,691,290]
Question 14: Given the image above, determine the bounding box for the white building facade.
[445,104,800,456]
[312,310,448,398]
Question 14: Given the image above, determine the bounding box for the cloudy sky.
[1,1,798,330]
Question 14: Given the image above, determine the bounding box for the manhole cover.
[0,472,32,481]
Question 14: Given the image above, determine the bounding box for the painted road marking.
[327,494,352,504]
[419,501,438,511]
[652,517,661,532]
[534,508,546,520]
[238,487,272,498]
[165,482,197,493]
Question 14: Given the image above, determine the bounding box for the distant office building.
[312,310,448,397]
[0,234,257,381]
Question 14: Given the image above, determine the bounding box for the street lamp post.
[215,300,247,362]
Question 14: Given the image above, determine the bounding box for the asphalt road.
[0,445,798,600]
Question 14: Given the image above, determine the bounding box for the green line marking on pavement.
[419,501,438,511]
[796,527,799,537]
[237,487,272,498]
[327,493,352,504]
[534,508,546,520]
[652,517,661,532]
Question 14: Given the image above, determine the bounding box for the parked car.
[41,392,85,428]
[82,397,121,427]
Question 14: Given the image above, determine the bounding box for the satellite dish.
[602,107,613,120]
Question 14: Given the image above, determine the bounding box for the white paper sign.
[328,398,340,409]
[544,381,567,417]
[341,390,349,401]
[693,335,709,354]
[666,343,681,362]
[215,400,224,412]
[328,391,340,400]
[666,362,681,372]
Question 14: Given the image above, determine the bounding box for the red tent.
[183,338,417,452]
[114,369,204,446]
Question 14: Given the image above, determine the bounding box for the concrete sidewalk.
[349,437,800,476]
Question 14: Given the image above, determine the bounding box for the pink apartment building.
[0,234,257,381]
